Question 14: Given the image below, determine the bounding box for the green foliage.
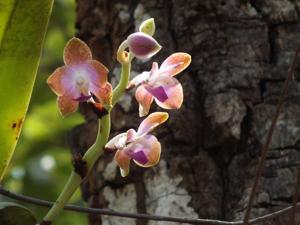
[0,202,36,225]
[0,0,54,181]
[2,0,88,224]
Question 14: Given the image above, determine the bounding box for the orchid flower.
[105,112,168,177]
[129,53,191,117]
[47,37,112,116]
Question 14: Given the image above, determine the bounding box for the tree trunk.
[70,0,300,224]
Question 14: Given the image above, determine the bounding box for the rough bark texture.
[69,0,300,224]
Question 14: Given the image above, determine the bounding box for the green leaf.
[0,0,54,181]
[0,202,36,225]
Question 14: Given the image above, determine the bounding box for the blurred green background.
[1,0,87,224]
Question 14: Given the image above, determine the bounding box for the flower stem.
[112,61,131,106]
[42,171,81,223]
[83,114,111,168]
[42,114,111,224]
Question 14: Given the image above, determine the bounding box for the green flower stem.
[83,114,111,169]
[43,114,111,223]
[43,171,81,222]
[112,61,131,106]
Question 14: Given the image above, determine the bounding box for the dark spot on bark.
[12,123,16,128]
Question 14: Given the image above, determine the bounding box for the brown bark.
[69,0,300,224]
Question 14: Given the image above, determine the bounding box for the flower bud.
[127,32,161,59]
[139,18,155,36]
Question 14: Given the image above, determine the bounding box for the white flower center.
[73,68,90,94]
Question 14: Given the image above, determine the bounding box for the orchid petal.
[127,32,162,59]
[128,72,150,88]
[154,78,183,109]
[126,129,138,142]
[135,85,154,117]
[125,135,161,168]
[105,132,127,150]
[92,82,113,105]
[137,112,169,136]
[160,53,191,76]
[47,66,68,96]
[57,93,79,116]
[63,37,92,66]
[87,60,109,88]
[115,150,131,177]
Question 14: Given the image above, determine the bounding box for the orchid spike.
[129,52,191,117]
[127,32,161,59]
[47,37,112,116]
[105,112,169,177]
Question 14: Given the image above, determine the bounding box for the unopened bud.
[127,32,161,59]
[139,18,155,36]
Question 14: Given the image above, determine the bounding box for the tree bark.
[70,0,300,224]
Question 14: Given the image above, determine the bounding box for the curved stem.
[83,114,111,169]
[43,171,81,222]
[112,61,131,106]
[42,114,111,224]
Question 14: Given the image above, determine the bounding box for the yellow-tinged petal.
[137,112,169,136]
[115,150,131,177]
[64,37,92,66]
[94,82,113,105]
[87,59,109,87]
[160,52,191,76]
[135,85,154,117]
[57,93,79,116]
[47,66,68,96]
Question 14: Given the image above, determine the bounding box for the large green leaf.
[0,202,36,225]
[0,0,54,181]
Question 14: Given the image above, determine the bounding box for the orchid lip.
[73,94,92,102]
[146,86,168,102]
[132,150,148,165]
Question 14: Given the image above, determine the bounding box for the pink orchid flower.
[47,37,112,116]
[129,53,191,117]
[105,112,168,177]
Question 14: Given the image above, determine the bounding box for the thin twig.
[0,186,299,225]
[290,164,300,225]
[243,43,300,225]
